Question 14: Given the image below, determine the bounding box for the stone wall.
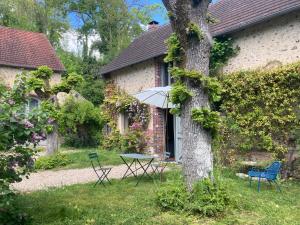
[109,59,156,95]
[0,66,61,88]
[223,11,300,73]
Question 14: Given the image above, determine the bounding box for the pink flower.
[24,120,34,129]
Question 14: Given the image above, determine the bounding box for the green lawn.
[36,148,123,170]
[16,170,300,225]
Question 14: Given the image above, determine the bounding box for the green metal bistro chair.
[88,153,112,187]
[151,151,171,181]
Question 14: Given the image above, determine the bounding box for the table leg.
[136,158,154,186]
[120,157,138,179]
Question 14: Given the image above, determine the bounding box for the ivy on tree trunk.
[162,0,213,190]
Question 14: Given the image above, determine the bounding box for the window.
[27,97,40,113]
[160,63,171,86]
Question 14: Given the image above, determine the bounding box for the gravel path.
[12,164,155,192]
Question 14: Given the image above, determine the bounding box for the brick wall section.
[151,57,165,154]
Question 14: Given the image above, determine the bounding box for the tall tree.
[162,0,213,189]
[0,0,69,47]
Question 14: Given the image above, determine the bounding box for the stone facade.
[109,59,156,95]
[109,58,166,153]
[223,11,300,73]
[106,11,300,155]
[0,66,61,88]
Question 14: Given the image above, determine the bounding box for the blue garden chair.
[248,161,282,192]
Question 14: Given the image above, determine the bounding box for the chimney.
[148,21,159,31]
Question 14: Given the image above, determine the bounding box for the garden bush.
[156,179,189,212]
[156,176,231,217]
[35,153,72,170]
[0,183,30,225]
[188,178,231,216]
[59,97,103,148]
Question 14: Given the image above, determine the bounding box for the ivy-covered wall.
[218,62,300,164]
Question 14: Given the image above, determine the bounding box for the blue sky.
[145,0,219,25]
[70,0,219,28]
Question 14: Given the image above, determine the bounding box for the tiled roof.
[0,26,65,72]
[101,0,300,75]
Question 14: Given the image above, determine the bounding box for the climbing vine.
[220,62,300,157]
[186,22,204,41]
[101,83,151,153]
[102,83,150,129]
[164,31,238,134]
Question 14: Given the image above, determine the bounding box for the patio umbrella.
[133,86,174,109]
[133,86,174,155]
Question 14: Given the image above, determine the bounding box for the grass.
[16,169,300,225]
[35,148,123,170]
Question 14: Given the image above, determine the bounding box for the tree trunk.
[163,0,213,189]
[47,123,59,155]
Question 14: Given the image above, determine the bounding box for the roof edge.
[101,3,300,75]
[0,62,66,73]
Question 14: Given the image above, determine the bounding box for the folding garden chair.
[248,161,282,192]
[88,153,112,187]
[151,151,171,181]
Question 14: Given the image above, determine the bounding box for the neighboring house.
[0,26,65,109]
[100,0,300,161]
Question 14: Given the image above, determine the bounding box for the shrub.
[35,153,72,170]
[59,97,103,148]
[121,122,150,153]
[101,130,124,152]
[156,179,189,212]
[188,178,231,217]
[101,122,150,153]
[156,176,231,217]
[0,183,30,225]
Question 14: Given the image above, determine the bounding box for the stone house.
[100,0,300,161]
[0,26,65,110]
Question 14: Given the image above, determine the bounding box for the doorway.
[165,109,175,158]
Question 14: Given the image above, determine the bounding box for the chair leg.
[274,180,281,192]
[257,177,261,192]
[249,177,252,187]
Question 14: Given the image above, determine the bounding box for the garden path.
[12,164,157,192]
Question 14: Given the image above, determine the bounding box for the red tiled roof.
[0,26,65,72]
[101,0,300,75]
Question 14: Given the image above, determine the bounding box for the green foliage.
[220,62,300,156]
[210,37,239,73]
[164,33,182,64]
[170,67,202,80]
[170,106,181,116]
[52,72,84,94]
[102,83,150,129]
[30,66,53,80]
[101,130,124,152]
[0,183,29,225]
[77,76,105,106]
[169,67,222,105]
[0,69,57,224]
[200,76,223,102]
[191,108,220,136]
[170,82,193,105]
[188,178,231,217]
[156,174,231,217]
[0,0,69,47]
[59,97,103,148]
[26,77,44,91]
[121,123,150,153]
[186,22,204,41]
[35,153,72,170]
[156,179,189,211]
[56,49,84,75]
